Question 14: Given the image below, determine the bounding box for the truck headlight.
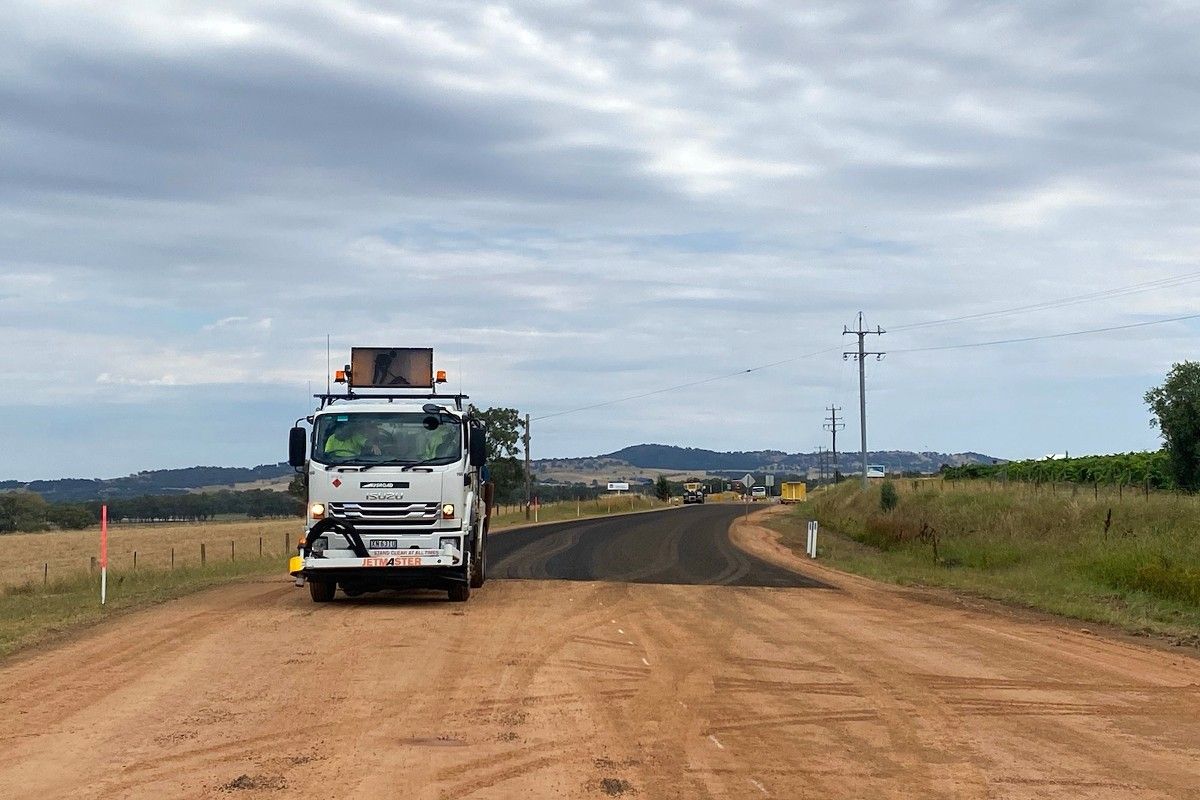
[441,503,455,519]
[309,502,325,519]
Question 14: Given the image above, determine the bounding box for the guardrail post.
[200,542,206,566]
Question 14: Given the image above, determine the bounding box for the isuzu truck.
[287,347,492,603]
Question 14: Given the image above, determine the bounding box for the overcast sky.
[3,0,1199,480]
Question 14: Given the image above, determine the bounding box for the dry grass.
[489,494,672,528]
[0,518,298,589]
[766,480,1200,638]
[0,496,677,592]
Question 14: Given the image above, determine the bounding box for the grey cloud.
[1,0,1196,477]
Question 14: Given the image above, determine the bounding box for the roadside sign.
[607,481,629,492]
[742,473,754,487]
[765,475,775,487]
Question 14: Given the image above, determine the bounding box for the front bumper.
[289,517,466,583]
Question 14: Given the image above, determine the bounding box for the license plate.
[369,539,398,549]
[363,556,423,567]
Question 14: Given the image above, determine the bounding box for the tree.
[469,406,527,503]
[468,406,522,460]
[1145,362,1200,490]
[0,491,49,532]
[287,474,307,500]
[47,504,95,530]
[654,475,672,502]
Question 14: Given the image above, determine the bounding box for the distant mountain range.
[2,445,999,503]
[535,444,999,477]
[0,463,294,504]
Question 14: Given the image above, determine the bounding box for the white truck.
[287,347,492,603]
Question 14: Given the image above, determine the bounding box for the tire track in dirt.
[2,508,1199,799]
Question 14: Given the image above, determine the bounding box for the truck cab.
[287,350,491,603]
[682,482,705,504]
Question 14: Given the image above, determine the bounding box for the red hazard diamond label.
[331,478,342,487]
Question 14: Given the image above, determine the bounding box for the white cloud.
[1,0,1198,477]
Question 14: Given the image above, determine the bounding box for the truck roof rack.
[314,392,470,411]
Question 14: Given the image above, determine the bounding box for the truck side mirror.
[288,426,308,467]
[469,429,487,468]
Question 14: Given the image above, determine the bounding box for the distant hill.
[536,444,998,478]
[0,463,294,503]
[3,444,999,503]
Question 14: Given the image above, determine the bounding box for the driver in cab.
[323,417,382,460]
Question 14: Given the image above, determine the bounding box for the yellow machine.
[780,482,807,504]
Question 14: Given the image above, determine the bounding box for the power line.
[891,311,1200,353]
[530,278,1200,423]
[530,345,842,422]
[890,270,1200,332]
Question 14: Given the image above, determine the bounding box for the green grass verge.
[765,481,1200,640]
[0,556,283,659]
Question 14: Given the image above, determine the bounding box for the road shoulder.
[730,505,1200,660]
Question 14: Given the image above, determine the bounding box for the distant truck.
[780,482,807,504]
[287,347,492,603]
[682,482,705,505]
[750,486,768,501]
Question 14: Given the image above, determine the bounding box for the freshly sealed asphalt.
[489,503,829,588]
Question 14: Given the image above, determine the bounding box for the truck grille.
[328,501,440,530]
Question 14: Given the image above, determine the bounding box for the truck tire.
[448,582,470,602]
[469,529,486,589]
[308,578,336,603]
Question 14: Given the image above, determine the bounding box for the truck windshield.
[312,412,462,466]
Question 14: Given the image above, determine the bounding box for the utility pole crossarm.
[843,312,886,490]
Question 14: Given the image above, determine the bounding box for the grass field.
[0,496,677,658]
[0,518,298,590]
[766,480,1200,640]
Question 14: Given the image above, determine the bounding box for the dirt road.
[1,506,1198,799]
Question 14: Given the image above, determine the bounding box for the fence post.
[231,540,235,561]
[171,547,175,569]
[43,562,48,586]
[133,550,137,570]
[259,536,263,557]
[90,556,97,573]
[201,543,206,565]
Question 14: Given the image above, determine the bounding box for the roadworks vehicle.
[750,485,768,501]
[780,481,807,504]
[682,482,705,505]
[287,347,492,603]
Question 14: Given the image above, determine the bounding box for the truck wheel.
[308,578,336,602]
[448,583,470,602]
[469,535,486,589]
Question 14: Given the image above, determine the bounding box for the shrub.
[880,480,899,512]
